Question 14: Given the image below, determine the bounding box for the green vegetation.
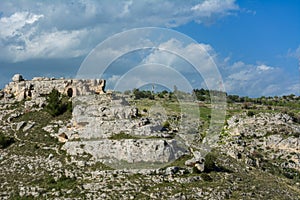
[204,152,217,172]
[109,132,140,140]
[46,175,78,190]
[247,110,255,117]
[162,121,170,129]
[45,89,72,117]
[0,132,14,149]
[165,154,193,168]
[133,88,154,100]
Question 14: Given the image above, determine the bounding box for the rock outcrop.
[2,74,106,102]
[63,139,187,168]
[61,94,188,169]
[221,112,300,171]
[12,74,24,82]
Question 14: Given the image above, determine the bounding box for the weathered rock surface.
[61,94,189,168]
[63,139,187,168]
[12,74,24,82]
[222,112,300,171]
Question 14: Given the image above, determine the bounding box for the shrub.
[157,93,164,98]
[247,110,255,117]
[46,175,77,190]
[133,88,154,100]
[201,173,213,181]
[45,89,71,117]
[242,102,251,109]
[0,132,15,149]
[204,153,217,172]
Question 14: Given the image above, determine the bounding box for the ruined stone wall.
[2,74,106,101]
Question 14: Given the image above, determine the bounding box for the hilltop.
[0,74,300,199]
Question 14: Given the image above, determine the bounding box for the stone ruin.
[2,74,106,102]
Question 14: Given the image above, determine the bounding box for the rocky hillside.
[0,76,300,199]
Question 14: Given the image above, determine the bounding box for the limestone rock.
[23,121,35,132]
[4,75,107,102]
[16,121,26,131]
[58,133,68,143]
[222,112,300,171]
[12,74,24,82]
[94,79,106,94]
[185,150,205,172]
[63,139,188,168]
[165,166,180,175]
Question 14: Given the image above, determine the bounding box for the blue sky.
[0,0,299,97]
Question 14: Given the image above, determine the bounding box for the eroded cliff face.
[2,74,106,101]
[60,94,188,169]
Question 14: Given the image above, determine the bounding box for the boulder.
[12,74,24,82]
[185,150,205,172]
[165,166,180,175]
[23,122,35,132]
[16,121,26,131]
[95,79,106,94]
[58,133,68,143]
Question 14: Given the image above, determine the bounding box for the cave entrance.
[67,88,73,97]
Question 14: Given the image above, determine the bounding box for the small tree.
[204,153,217,172]
[46,89,67,117]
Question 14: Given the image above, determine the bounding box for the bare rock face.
[94,79,106,94]
[61,94,189,169]
[222,112,300,171]
[63,139,187,169]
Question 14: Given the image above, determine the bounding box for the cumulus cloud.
[0,12,43,39]
[222,61,299,97]
[89,34,298,97]
[142,38,215,72]
[256,64,273,71]
[80,34,223,92]
[191,0,238,18]
[0,0,239,62]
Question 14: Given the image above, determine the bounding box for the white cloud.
[0,0,239,62]
[142,38,217,75]
[191,0,238,18]
[222,61,300,97]
[0,12,43,38]
[257,64,273,71]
